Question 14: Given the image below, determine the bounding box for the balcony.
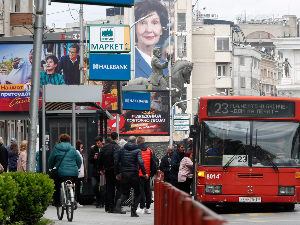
[215,76,232,88]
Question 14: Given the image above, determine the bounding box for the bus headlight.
[205,185,222,194]
[197,171,205,177]
[278,186,295,196]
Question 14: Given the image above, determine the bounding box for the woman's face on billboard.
[136,11,162,47]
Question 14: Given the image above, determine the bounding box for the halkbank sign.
[89,25,131,53]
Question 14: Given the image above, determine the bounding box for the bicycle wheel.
[66,187,74,222]
[56,205,64,220]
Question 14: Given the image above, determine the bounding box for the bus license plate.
[239,197,261,202]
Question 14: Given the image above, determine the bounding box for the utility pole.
[27,0,44,172]
[168,0,172,145]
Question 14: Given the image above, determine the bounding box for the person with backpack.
[136,136,153,214]
[98,132,122,213]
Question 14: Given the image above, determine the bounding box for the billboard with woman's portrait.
[134,0,175,79]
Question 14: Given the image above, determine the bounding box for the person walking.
[170,142,185,188]
[88,136,104,208]
[136,136,152,214]
[0,137,8,172]
[76,140,87,208]
[115,136,149,217]
[159,145,174,183]
[8,143,18,172]
[48,134,82,207]
[98,132,121,213]
[17,140,28,172]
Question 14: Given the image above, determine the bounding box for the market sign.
[90,25,130,53]
[123,92,151,110]
[89,54,131,80]
[50,0,134,7]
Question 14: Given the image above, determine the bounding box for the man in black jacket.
[115,136,149,217]
[98,132,121,213]
[170,142,185,188]
[88,136,104,208]
[159,145,174,183]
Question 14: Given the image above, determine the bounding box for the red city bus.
[190,96,300,210]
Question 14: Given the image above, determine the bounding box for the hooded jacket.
[114,142,147,175]
[48,142,82,177]
[138,143,151,177]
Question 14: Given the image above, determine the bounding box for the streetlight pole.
[168,0,172,145]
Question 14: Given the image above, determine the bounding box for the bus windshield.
[202,121,300,168]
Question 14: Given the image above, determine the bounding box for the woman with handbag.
[48,134,82,207]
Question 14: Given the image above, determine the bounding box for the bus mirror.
[189,125,197,138]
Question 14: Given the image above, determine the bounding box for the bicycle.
[56,177,77,222]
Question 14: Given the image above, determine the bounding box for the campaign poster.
[0,43,119,112]
[107,91,169,135]
[134,0,175,79]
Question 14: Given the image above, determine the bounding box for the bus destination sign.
[207,100,295,118]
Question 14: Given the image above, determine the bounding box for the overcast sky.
[46,0,300,28]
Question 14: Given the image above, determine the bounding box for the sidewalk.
[43,204,154,225]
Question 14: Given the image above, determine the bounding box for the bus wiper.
[254,129,278,171]
[222,145,246,170]
[254,145,278,171]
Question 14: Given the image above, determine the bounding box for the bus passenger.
[205,139,223,156]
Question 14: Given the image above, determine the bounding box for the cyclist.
[49,134,82,207]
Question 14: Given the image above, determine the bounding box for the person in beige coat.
[17,140,28,172]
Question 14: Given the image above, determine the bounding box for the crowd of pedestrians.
[160,141,194,194]
[0,137,32,173]
[0,133,194,218]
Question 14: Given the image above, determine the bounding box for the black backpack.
[101,143,118,170]
[149,148,159,177]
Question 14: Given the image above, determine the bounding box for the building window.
[216,37,230,51]
[178,13,186,31]
[217,65,226,77]
[265,84,270,93]
[177,35,187,58]
[240,57,245,66]
[240,77,246,88]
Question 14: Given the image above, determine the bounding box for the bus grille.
[238,173,263,178]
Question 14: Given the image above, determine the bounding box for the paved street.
[218,203,300,225]
[43,205,154,225]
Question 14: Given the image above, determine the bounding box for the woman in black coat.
[0,137,8,172]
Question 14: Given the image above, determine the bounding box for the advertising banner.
[89,25,130,53]
[134,0,174,79]
[107,91,169,135]
[0,43,119,112]
[89,54,131,81]
[123,91,151,110]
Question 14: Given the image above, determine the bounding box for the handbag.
[0,163,4,173]
[49,150,68,180]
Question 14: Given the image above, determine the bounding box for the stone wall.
[145,142,169,160]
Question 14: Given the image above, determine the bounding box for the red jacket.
[138,144,152,177]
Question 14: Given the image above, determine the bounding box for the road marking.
[229,214,240,216]
[248,213,274,216]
